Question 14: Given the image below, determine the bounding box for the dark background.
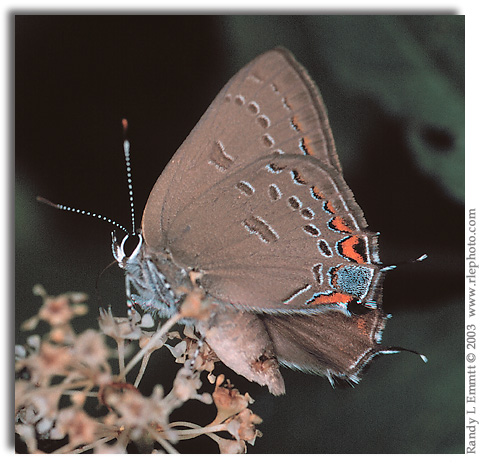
[15,15,464,453]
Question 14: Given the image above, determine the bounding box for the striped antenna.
[122,118,136,234]
[37,119,139,236]
[36,196,129,234]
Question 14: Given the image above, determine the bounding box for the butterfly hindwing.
[164,154,382,312]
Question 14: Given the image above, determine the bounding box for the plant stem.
[119,313,182,379]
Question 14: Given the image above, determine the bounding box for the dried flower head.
[226,408,263,444]
[17,342,72,386]
[54,408,99,448]
[72,330,109,369]
[23,285,89,330]
[15,286,264,454]
[98,306,143,341]
[211,374,253,424]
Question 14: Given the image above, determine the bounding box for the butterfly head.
[112,231,143,269]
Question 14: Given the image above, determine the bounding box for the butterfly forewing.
[142,48,342,251]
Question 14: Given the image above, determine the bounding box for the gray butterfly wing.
[143,48,342,251]
[260,306,388,383]
[164,154,381,311]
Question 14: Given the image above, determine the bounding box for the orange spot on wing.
[293,170,307,184]
[328,265,341,288]
[324,201,336,214]
[310,292,353,305]
[301,136,314,156]
[311,186,325,199]
[339,236,366,264]
[330,216,353,233]
[292,116,303,132]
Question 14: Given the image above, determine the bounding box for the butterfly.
[113,47,421,395]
